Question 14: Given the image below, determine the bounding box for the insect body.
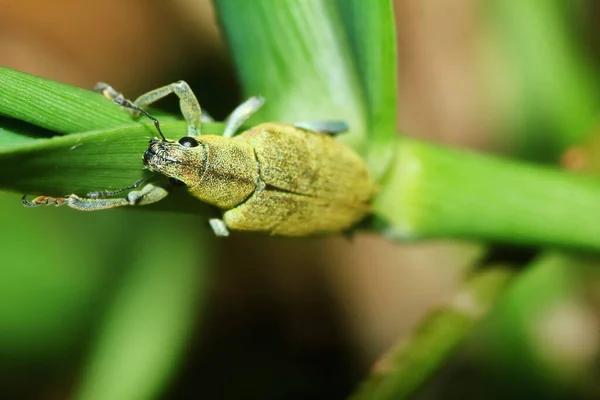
[24,81,376,237]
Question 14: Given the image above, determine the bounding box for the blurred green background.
[1,1,600,399]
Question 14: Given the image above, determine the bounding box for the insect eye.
[178,136,199,148]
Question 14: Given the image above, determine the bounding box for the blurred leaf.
[74,215,207,400]
[0,192,126,358]
[482,0,600,161]
[350,266,515,400]
[475,253,589,395]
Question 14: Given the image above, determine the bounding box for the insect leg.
[95,81,211,137]
[86,178,149,199]
[124,183,169,206]
[223,96,265,138]
[208,218,230,237]
[23,193,131,210]
[132,81,208,137]
[94,82,151,123]
[94,82,126,102]
[22,183,168,211]
[22,195,69,207]
[293,120,349,136]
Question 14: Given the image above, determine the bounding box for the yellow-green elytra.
[23,81,377,237]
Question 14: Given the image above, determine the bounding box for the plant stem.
[348,266,515,400]
[375,136,600,251]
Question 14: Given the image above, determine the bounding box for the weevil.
[23,81,377,237]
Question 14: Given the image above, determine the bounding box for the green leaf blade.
[337,0,398,177]
[74,220,208,400]
[214,0,367,151]
[0,67,136,134]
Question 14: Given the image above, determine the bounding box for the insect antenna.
[113,98,167,141]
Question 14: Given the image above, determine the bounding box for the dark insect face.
[178,136,199,148]
[142,136,205,187]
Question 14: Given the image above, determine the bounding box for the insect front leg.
[94,81,212,137]
[94,82,126,103]
[23,183,169,211]
[223,96,265,138]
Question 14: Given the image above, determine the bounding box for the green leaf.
[349,266,515,400]
[482,0,600,160]
[214,0,365,133]
[0,67,138,134]
[73,216,207,400]
[0,125,43,146]
[0,68,224,210]
[214,0,398,178]
[0,67,180,145]
[0,122,223,199]
[336,0,398,177]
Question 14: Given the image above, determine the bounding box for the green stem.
[348,267,515,400]
[375,136,600,250]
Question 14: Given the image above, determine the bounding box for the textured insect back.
[220,122,377,235]
[240,123,375,206]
